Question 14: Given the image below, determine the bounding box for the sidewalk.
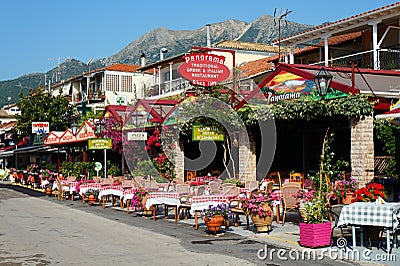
[177,212,399,266]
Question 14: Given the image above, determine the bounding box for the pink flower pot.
[300,222,332,248]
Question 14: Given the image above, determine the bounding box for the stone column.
[350,116,374,186]
[173,139,185,183]
[238,129,257,182]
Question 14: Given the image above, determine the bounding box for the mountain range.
[0,15,312,107]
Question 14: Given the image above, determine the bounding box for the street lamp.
[71,122,79,136]
[313,67,333,97]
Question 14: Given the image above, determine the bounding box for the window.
[121,75,133,92]
[105,74,119,92]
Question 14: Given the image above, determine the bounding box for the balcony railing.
[146,77,192,97]
[311,48,400,70]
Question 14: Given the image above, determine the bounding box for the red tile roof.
[239,32,362,77]
[105,64,141,72]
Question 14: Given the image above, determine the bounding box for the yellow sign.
[192,125,224,141]
[88,138,112,150]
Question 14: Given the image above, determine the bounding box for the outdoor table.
[98,185,124,208]
[51,180,79,200]
[190,195,239,230]
[337,202,400,253]
[145,192,181,221]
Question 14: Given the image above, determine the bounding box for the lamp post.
[313,67,333,97]
[95,120,107,178]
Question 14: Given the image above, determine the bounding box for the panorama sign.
[178,53,230,87]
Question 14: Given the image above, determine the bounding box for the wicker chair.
[281,183,301,225]
[245,180,259,193]
[176,184,190,195]
[209,181,222,195]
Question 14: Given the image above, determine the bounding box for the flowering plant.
[332,176,358,198]
[294,189,316,206]
[84,188,99,198]
[241,192,274,218]
[131,188,148,209]
[189,180,206,186]
[27,163,39,173]
[353,183,386,202]
[202,203,232,219]
[40,169,55,182]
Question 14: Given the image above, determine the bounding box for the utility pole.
[274,8,292,62]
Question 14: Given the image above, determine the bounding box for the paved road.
[0,183,361,265]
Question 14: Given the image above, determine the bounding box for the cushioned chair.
[281,183,301,225]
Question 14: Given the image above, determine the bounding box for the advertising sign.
[88,138,112,150]
[127,132,148,141]
[178,53,230,87]
[192,125,224,141]
[32,122,49,134]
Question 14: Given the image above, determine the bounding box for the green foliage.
[304,198,329,224]
[107,161,120,177]
[131,160,161,178]
[374,119,397,155]
[238,94,374,125]
[15,87,79,137]
[61,162,80,177]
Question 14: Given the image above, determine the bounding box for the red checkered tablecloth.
[190,195,235,204]
[147,192,180,199]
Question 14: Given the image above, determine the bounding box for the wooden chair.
[267,172,282,190]
[195,185,206,196]
[209,181,222,195]
[221,186,240,196]
[289,172,304,188]
[264,181,274,193]
[186,171,196,182]
[176,184,190,194]
[54,178,69,200]
[281,183,301,226]
[177,195,192,220]
[229,198,249,229]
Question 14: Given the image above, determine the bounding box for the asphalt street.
[0,183,363,265]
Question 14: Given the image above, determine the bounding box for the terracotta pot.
[341,193,354,204]
[45,187,52,196]
[250,203,273,233]
[88,194,96,205]
[204,215,225,232]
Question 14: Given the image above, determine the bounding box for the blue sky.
[0,0,396,81]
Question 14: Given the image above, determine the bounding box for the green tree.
[15,87,79,137]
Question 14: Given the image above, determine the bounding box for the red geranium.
[352,183,385,202]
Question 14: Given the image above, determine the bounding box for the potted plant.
[352,182,386,202]
[294,188,316,222]
[130,187,149,214]
[44,183,53,195]
[241,192,274,233]
[85,188,100,204]
[202,203,232,232]
[299,129,332,248]
[328,176,358,204]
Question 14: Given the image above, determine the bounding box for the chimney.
[206,24,211,47]
[160,48,168,61]
[140,53,146,67]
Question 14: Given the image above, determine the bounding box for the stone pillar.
[173,139,185,183]
[238,129,257,182]
[350,116,374,186]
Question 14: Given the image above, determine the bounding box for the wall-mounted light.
[71,122,79,136]
[313,67,333,97]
